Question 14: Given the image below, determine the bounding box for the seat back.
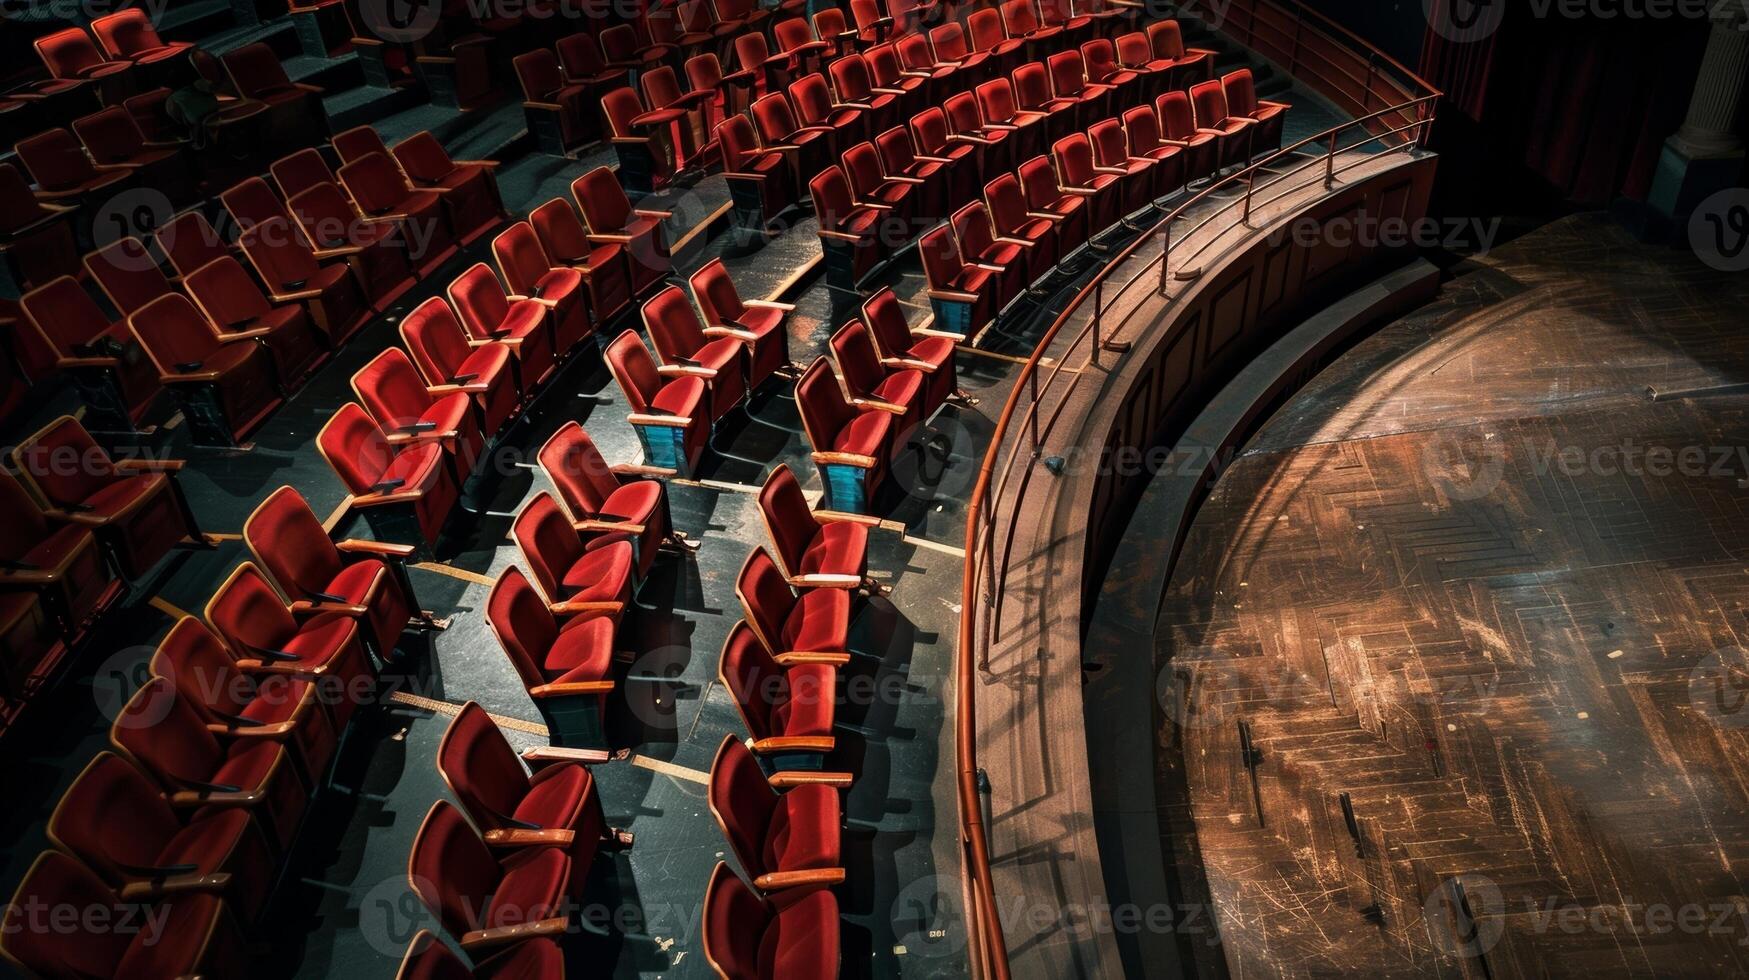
[223,42,293,97]
[828,319,886,399]
[20,276,112,356]
[1157,90,1198,141]
[701,862,772,979]
[603,329,663,414]
[1052,132,1098,186]
[397,930,490,980]
[708,734,780,878]
[1115,31,1151,70]
[537,421,621,519]
[734,32,770,74]
[316,402,395,493]
[205,562,301,661]
[221,176,292,232]
[929,22,970,62]
[2,851,133,977]
[1012,63,1052,113]
[491,222,553,298]
[1222,68,1259,116]
[758,463,819,579]
[352,348,434,432]
[11,415,118,509]
[918,222,968,292]
[640,65,685,110]
[447,262,513,339]
[736,546,800,654]
[484,566,561,691]
[85,237,173,316]
[529,198,592,266]
[47,752,181,890]
[185,255,272,329]
[718,620,782,740]
[148,615,260,723]
[16,129,101,193]
[1189,78,1229,127]
[599,24,640,64]
[910,107,953,156]
[814,7,849,42]
[571,166,634,235]
[685,53,723,92]
[1002,0,1041,36]
[512,492,587,603]
[514,49,563,101]
[1122,104,1162,152]
[109,675,225,793]
[861,286,917,361]
[984,172,1032,238]
[828,53,874,103]
[244,485,346,608]
[717,114,762,173]
[155,210,230,280]
[1089,119,1129,168]
[841,142,889,201]
[943,91,985,137]
[773,17,816,54]
[688,258,747,328]
[394,131,460,184]
[967,9,1007,52]
[976,77,1020,126]
[807,167,859,236]
[787,73,835,128]
[558,33,608,79]
[436,701,535,835]
[1082,38,1120,84]
[332,124,391,165]
[873,126,919,177]
[73,107,146,166]
[289,181,362,251]
[339,153,412,216]
[35,28,107,78]
[1047,50,1086,99]
[128,293,224,378]
[271,148,336,201]
[795,356,858,457]
[407,801,506,939]
[239,218,324,294]
[750,92,800,143]
[399,296,472,386]
[92,8,164,58]
[1148,18,1187,60]
[866,43,905,88]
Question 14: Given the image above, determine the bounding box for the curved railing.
[953,7,1442,977]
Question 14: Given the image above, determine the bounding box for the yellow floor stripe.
[765,255,822,303]
[385,691,710,784]
[901,534,968,558]
[148,596,191,620]
[410,562,496,587]
[671,201,734,253]
[205,532,242,542]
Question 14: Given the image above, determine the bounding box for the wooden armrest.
[767,770,855,789]
[928,288,983,303]
[483,827,576,847]
[754,868,847,890]
[460,918,568,953]
[113,458,185,472]
[743,299,796,311]
[628,412,695,428]
[656,363,717,379]
[704,325,759,342]
[775,651,851,666]
[812,450,877,468]
[550,600,624,616]
[851,396,907,414]
[814,509,881,526]
[118,873,231,902]
[789,573,864,588]
[751,735,836,753]
[522,745,615,765]
[576,519,646,535]
[336,538,415,558]
[529,679,615,696]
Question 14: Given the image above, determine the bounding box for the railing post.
[1325,130,1337,187]
[1091,278,1103,365]
[1242,166,1255,222]
[1159,220,1172,296]
[1027,370,1039,454]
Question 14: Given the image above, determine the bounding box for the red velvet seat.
[84,237,173,317]
[772,17,829,81]
[719,113,796,235]
[558,32,630,96]
[601,22,669,73]
[49,750,276,923]
[537,420,684,581]
[944,90,1011,175]
[967,8,1022,74]
[716,0,772,36]
[737,545,853,660]
[244,485,429,665]
[688,257,793,392]
[795,358,892,513]
[709,734,846,892]
[1010,62,1070,148]
[749,91,832,199]
[34,27,133,82]
[830,317,928,434]
[1083,37,1140,105]
[148,615,337,792]
[238,217,373,345]
[685,53,740,133]
[1040,0,1097,43]
[486,567,618,748]
[642,284,746,425]
[809,166,884,292]
[396,930,565,980]
[828,53,899,139]
[598,85,672,198]
[401,295,523,437]
[977,74,1049,164]
[0,469,120,691]
[1,850,248,979]
[908,107,981,205]
[843,139,917,230]
[514,49,597,155]
[571,166,671,300]
[1221,68,1288,156]
[0,162,80,291]
[1053,131,1123,232]
[184,255,327,386]
[492,221,591,356]
[221,176,294,233]
[759,462,878,594]
[448,262,558,389]
[731,32,777,102]
[864,284,967,412]
[1019,152,1092,259]
[604,329,709,476]
[872,125,948,223]
[21,276,160,432]
[893,32,952,100]
[10,415,201,581]
[352,346,485,485]
[812,6,856,60]
[222,42,326,143]
[790,72,868,160]
[702,861,840,980]
[1089,117,1156,216]
[316,402,460,551]
[1146,19,1213,89]
[155,209,234,281]
[1046,48,1111,132]
[718,619,840,768]
[289,180,419,311]
[438,700,611,896]
[407,800,575,956]
[1115,30,1167,96]
[395,131,505,245]
[1158,89,1220,183]
[512,492,637,616]
[271,147,338,201]
[128,292,286,445]
[1190,77,1258,168]
[865,41,926,117]
[91,9,193,67]
[72,107,182,184]
[919,222,1000,339]
[1121,104,1187,199]
[983,171,1059,286]
[339,151,459,273]
[852,0,896,45]
[15,127,133,204]
[205,561,373,733]
[641,65,718,175]
[528,197,632,332]
[111,675,308,850]
[0,586,74,699]
[928,22,988,74]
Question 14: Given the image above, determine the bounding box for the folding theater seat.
[863,284,970,410]
[943,91,1011,175]
[772,17,830,82]
[894,32,953,98]
[14,128,134,208]
[396,930,565,980]
[485,567,619,749]
[111,676,308,851]
[514,49,598,156]
[155,210,235,281]
[1115,30,1168,97]
[919,223,1001,339]
[642,64,721,175]
[34,27,133,84]
[812,6,857,60]
[909,107,981,205]
[887,0,935,33]
[572,167,672,300]
[686,53,746,129]
[789,72,867,158]
[316,402,460,551]
[147,616,338,792]
[237,218,373,346]
[1017,154,1090,259]
[244,484,437,666]
[339,152,460,274]
[538,421,690,582]
[716,0,772,37]
[759,462,881,593]
[718,113,796,236]
[1090,117,1157,216]
[851,0,896,45]
[438,700,620,904]
[0,163,80,291]
[1,850,249,980]
[865,42,927,117]
[1121,105,1187,199]
[600,22,670,74]
[710,733,848,894]
[528,198,633,333]
[603,330,710,477]
[492,222,592,355]
[1146,19,1213,89]
[1052,131,1123,233]
[1046,48,1111,132]
[829,318,928,434]
[515,485,641,618]
[184,255,328,384]
[795,357,894,513]
[222,42,328,144]
[638,4,696,66]
[21,276,160,432]
[556,32,631,107]
[679,0,734,53]
[701,861,840,979]
[271,147,339,201]
[737,545,853,662]
[1082,37,1141,109]
[84,238,173,317]
[871,126,948,222]
[448,262,559,390]
[0,470,119,693]
[809,166,885,294]
[1221,68,1288,156]
[1189,78,1258,169]
[976,75,1049,163]
[1012,60,1077,147]
[842,140,918,230]
[982,171,1059,289]
[49,751,276,924]
[288,181,419,310]
[91,9,194,69]
[407,800,576,956]
[749,92,832,200]
[72,107,187,198]
[1039,0,1096,44]
[1158,89,1220,184]
[928,22,988,74]
[399,298,522,439]
[221,176,295,233]
[828,53,900,139]
[967,9,1022,75]
[352,347,487,488]
[718,620,841,772]
[127,293,287,446]
[731,32,779,101]
[642,285,748,425]
[688,257,794,392]
[1002,0,1063,58]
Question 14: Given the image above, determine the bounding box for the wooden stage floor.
[1158,214,1749,977]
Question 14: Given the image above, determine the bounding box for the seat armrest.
[460,918,568,953]
[754,868,847,890]
[529,679,615,696]
[812,450,877,468]
[775,651,852,666]
[789,573,864,589]
[483,827,576,847]
[767,770,855,789]
[814,509,881,526]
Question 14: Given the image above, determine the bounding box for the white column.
[1669,9,1749,159]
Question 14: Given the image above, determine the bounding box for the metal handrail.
[952,7,1443,978]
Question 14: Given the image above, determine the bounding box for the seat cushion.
[600,480,662,523]
[281,613,357,669]
[383,442,446,492]
[559,538,634,604]
[780,587,850,652]
[651,375,707,419]
[759,888,839,979]
[113,893,227,979]
[770,663,836,737]
[763,782,840,872]
[543,613,615,678]
[156,808,254,876]
[488,846,570,929]
[872,371,922,415]
[80,472,163,519]
[832,410,890,458]
[799,520,868,577]
[498,300,550,341]
[514,762,590,829]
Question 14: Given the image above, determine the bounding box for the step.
[198,16,299,57]
[285,52,363,92]
[159,0,236,41]
[323,84,429,132]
